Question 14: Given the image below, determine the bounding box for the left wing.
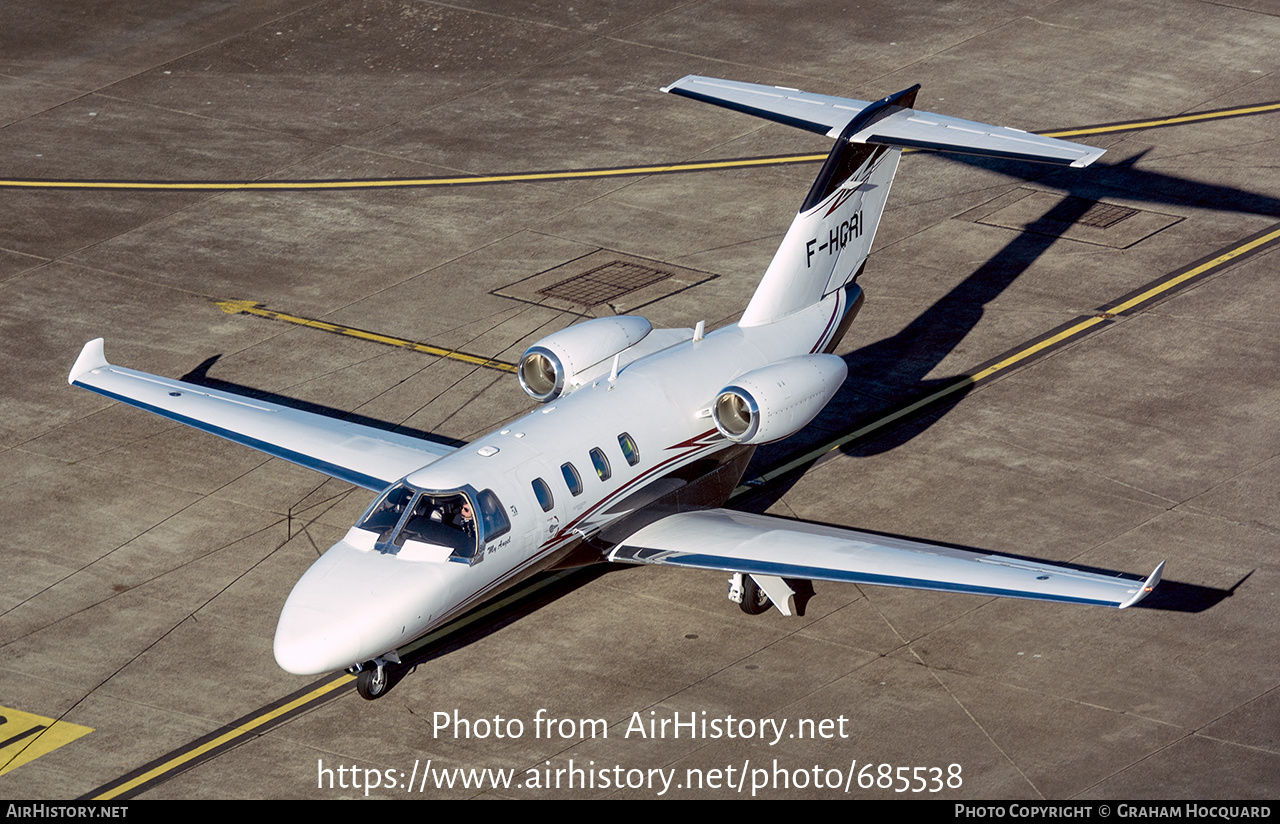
[69,339,457,491]
[608,509,1162,609]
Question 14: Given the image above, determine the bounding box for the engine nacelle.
[712,354,848,444]
[518,316,653,402]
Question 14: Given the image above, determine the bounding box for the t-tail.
[663,76,1106,327]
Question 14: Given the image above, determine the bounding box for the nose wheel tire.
[356,662,389,700]
[739,575,772,615]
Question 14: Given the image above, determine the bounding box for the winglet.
[69,338,108,385]
[1119,560,1165,609]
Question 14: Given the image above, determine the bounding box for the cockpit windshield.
[360,484,415,542]
[357,483,478,559]
[395,493,476,551]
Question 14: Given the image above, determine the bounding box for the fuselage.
[273,288,855,675]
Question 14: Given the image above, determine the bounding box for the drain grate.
[496,251,717,317]
[966,188,1180,249]
[538,261,672,307]
[1043,198,1139,229]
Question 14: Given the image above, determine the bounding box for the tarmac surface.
[1,0,1278,801]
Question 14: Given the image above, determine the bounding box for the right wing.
[609,509,1162,609]
[69,339,456,491]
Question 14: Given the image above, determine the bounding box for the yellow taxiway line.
[214,299,518,373]
[1044,101,1280,138]
[3,101,1278,192]
[89,675,353,800]
[0,155,829,191]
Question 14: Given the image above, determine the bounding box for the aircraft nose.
[273,602,368,676]
[272,534,452,675]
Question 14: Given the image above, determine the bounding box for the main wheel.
[739,575,772,615]
[356,663,389,700]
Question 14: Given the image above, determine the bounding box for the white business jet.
[69,76,1163,699]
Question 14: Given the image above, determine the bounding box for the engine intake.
[517,316,653,402]
[712,354,847,444]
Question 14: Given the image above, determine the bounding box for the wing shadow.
[180,355,465,450]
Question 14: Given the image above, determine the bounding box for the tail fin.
[663,76,1105,327]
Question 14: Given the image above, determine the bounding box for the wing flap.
[69,339,456,490]
[609,509,1161,608]
[663,75,1105,167]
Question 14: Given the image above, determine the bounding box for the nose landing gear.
[350,652,401,700]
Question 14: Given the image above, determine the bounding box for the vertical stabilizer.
[738,86,916,327]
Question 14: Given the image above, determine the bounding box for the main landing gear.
[728,572,772,615]
[350,652,401,700]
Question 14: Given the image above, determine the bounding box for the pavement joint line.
[4,101,1279,191]
[213,299,518,373]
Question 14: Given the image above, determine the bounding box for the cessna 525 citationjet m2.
[69,76,1163,699]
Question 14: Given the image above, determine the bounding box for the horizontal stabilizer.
[69,339,456,490]
[609,509,1161,608]
[663,76,1104,167]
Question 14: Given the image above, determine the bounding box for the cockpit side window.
[358,484,415,541]
[476,489,510,540]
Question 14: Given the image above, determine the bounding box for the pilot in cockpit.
[450,499,476,539]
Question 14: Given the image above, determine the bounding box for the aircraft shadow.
[734,146,1278,612]
[744,145,1280,507]
[381,565,624,693]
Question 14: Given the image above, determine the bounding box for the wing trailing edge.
[609,509,1162,609]
[69,339,457,490]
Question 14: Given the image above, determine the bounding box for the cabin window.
[475,488,511,540]
[532,478,554,512]
[590,447,611,481]
[618,432,640,466]
[561,462,583,496]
